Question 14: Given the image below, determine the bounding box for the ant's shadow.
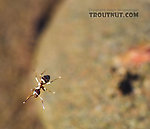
[118,71,139,95]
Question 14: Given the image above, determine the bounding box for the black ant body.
[23,71,61,109]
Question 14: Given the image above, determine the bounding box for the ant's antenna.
[41,70,46,76]
[45,88,56,94]
[50,76,62,84]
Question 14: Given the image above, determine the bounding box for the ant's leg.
[39,70,46,83]
[31,88,35,92]
[39,96,45,110]
[43,87,55,94]
[35,71,45,84]
[35,73,41,86]
[47,76,62,84]
[35,76,40,86]
[23,94,33,104]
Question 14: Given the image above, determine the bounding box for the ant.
[23,71,61,109]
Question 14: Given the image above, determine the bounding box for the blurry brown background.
[0,0,150,129]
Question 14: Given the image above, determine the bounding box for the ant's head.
[41,75,50,83]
